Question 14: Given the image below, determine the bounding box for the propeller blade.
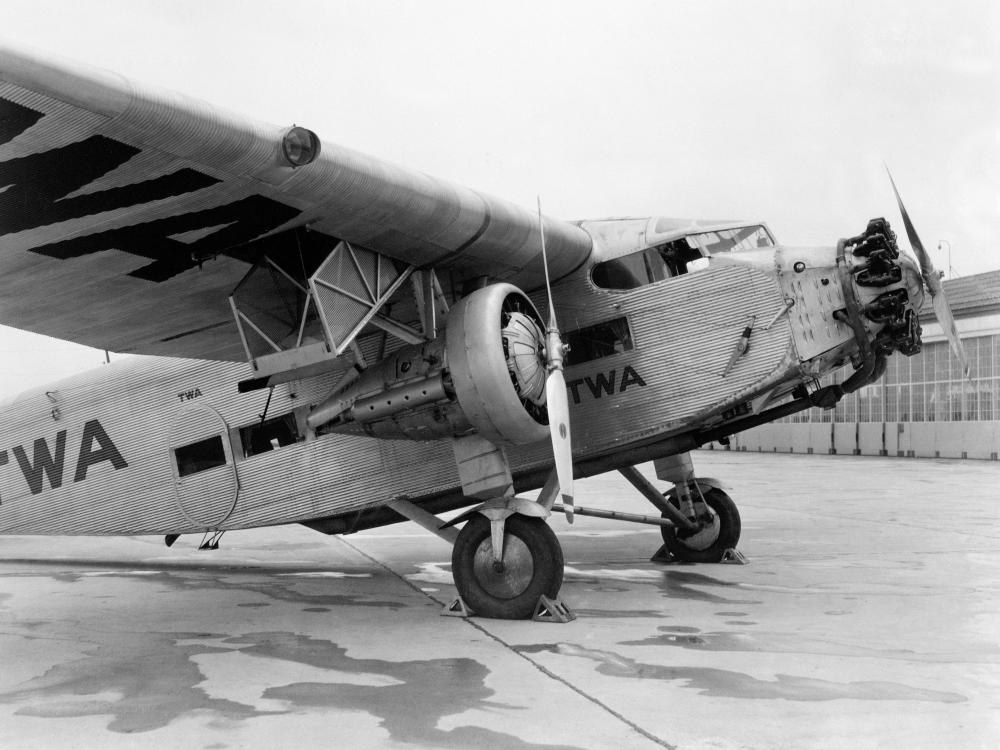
[886,168,970,379]
[545,364,574,522]
[537,197,574,520]
[886,168,936,286]
[931,292,970,380]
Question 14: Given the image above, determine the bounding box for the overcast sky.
[1,0,997,394]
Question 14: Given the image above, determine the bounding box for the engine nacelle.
[308,283,550,445]
[445,283,549,445]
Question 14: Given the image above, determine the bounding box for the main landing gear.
[624,453,744,564]
[443,496,570,620]
[399,451,744,620]
[658,483,741,563]
[452,513,564,620]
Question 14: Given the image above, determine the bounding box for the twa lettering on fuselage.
[177,388,203,403]
[0,419,127,501]
[566,365,646,405]
[0,98,302,282]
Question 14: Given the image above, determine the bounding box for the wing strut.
[231,239,443,390]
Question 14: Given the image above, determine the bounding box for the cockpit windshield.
[591,224,772,290]
[685,225,773,255]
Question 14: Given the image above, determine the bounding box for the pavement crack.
[336,535,675,750]
[463,623,676,750]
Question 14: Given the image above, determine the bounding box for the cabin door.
[169,403,239,528]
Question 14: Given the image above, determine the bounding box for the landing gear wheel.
[452,514,563,619]
[660,486,741,563]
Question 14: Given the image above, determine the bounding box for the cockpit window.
[592,247,662,289]
[592,224,772,290]
[686,225,773,254]
[592,240,704,289]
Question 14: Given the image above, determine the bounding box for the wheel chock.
[650,544,674,564]
[532,595,576,623]
[720,548,749,565]
[650,546,749,564]
[442,596,474,618]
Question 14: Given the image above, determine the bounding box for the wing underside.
[0,44,591,360]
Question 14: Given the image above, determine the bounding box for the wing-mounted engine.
[306,283,551,444]
[444,284,550,444]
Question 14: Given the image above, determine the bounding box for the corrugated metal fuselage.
[0,243,837,537]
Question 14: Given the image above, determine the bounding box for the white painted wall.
[731,420,999,460]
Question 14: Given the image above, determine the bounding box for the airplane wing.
[0,43,592,361]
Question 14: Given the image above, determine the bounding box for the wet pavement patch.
[617,627,958,663]
[0,624,586,748]
[657,571,762,605]
[0,631,273,733]
[619,631,750,650]
[236,632,586,750]
[6,567,407,610]
[520,643,968,703]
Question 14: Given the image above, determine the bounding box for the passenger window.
[240,413,301,458]
[175,436,227,477]
[565,317,634,366]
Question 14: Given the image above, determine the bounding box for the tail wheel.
[660,486,741,563]
[452,514,563,619]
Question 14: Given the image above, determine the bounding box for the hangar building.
[732,270,1000,459]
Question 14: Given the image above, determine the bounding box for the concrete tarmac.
[0,452,997,749]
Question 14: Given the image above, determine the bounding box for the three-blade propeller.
[885,168,970,380]
[537,198,574,522]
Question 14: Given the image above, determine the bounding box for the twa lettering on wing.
[0,96,301,282]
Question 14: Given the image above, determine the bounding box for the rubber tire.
[452,514,564,619]
[660,486,741,563]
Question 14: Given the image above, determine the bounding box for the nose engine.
[781,217,926,406]
[839,217,923,359]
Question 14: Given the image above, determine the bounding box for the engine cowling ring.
[445,283,550,446]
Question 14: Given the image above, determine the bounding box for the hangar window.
[564,317,633,366]
[239,413,301,458]
[174,436,227,477]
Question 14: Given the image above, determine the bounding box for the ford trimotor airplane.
[0,45,967,619]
